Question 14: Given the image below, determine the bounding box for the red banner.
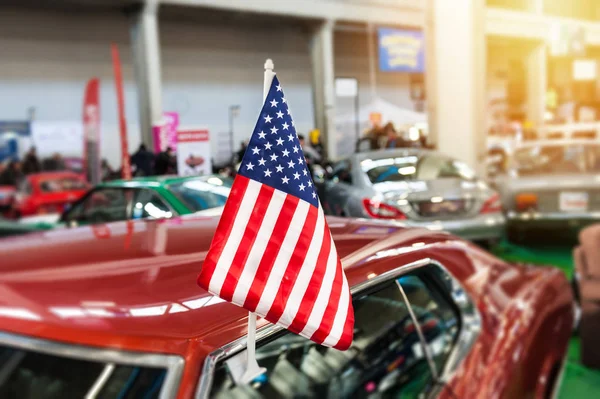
[111,44,131,180]
[83,78,100,184]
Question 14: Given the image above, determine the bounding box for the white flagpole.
[241,59,275,384]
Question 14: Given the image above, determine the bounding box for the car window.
[132,189,173,220]
[39,177,88,193]
[208,268,461,399]
[17,180,32,195]
[0,346,166,399]
[513,143,600,175]
[64,188,132,224]
[361,154,475,184]
[167,177,232,212]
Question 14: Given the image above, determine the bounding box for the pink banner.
[153,112,179,153]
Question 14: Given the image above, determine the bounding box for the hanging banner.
[111,44,131,180]
[378,28,425,73]
[83,78,101,184]
[153,112,179,153]
[176,129,211,176]
[0,121,30,162]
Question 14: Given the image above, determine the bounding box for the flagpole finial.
[264,59,274,71]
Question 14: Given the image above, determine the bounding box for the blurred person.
[298,134,321,164]
[42,153,66,171]
[22,147,41,175]
[131,144,155,177]
[154,146,176,175]
[236,140,248,163]
[101,159,115,181]
[382,123,399,149]
[0,160,24,186]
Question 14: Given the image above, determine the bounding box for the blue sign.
[0,121,30,162]
[378,28,425,73]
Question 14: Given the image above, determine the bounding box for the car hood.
[372,178,490,201]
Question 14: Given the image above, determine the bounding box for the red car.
[0,216,573,398]
[10,171,89,217]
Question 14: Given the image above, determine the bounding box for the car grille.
[413,199,472,218]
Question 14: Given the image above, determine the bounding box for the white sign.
[573,59,597,81]
[559,191,588,212]
[335,78,358,98]
[31,121,83,158]
[176,128,212,176]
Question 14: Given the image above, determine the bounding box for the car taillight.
[480,193,502,214]
[515,193,538,212]
[362,198,407,220]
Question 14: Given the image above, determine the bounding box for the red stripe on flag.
[243,195,300,312]
[265,205,319,322]
[197,176,250,290]
[219,184,275,302]
[287,223,331,334]
[333,299,355,351]
[310,258,344,345]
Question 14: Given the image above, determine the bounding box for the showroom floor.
[491,241,600,398]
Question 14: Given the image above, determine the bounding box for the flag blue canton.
[238,76,319,207]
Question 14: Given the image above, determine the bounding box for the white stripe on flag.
[299,233,337,338]
[322,272,351,348]
[254,200,310,316]
[208,179,262,296]
[231,190,287,305]
[277,207,325,328]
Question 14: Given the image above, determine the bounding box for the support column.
[425,0,486,171]
[130,0,162,149]
[526,43,547,129]
[310,20,337,160]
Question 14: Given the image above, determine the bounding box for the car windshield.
[0,345,167,399]
[39,177,88,193]
[167,176,232,212]
[360,154,476,184]
[513,143,600,175]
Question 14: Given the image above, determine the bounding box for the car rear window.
[361,154,475,184]
[0,346,166,399]
[167,176,232,212]
[39,177,88,193]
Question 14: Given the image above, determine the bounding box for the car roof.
[0,214,455,359]
[27,171,83,182]
[351,148,436,162]
[98,174,226,189]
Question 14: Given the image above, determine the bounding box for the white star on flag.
[293,172,300,180]
[251,147,260,155]
[288,160,295,168]
[293,146,299,153]
[270,153,278,161]
[270,99,278,107]
[282,122,289,130]
[299,183,305,191]
[276,111,284,119]
[264,115,272,123]
[258,131,266,139]
[246,162,254,170]
[282,176,289,184]
[282,149,290,157]
[276,84,282,91]
[265,142,273,150]
[303,169,308,176]
[276,138,284,146]
[276,165,284,173]
[271,126,278,134]
[264,169,272,177]
[288,134,294,142]
[258,158,266,166]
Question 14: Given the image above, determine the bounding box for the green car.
[33,174,232,228]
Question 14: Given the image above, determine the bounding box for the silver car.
[316,149,505,244]
[493,139,600,242]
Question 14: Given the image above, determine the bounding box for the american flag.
[198,76,354,350]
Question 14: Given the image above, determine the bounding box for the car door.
[322,159,354,216]
[202,261,479,399]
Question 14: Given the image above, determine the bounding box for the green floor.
[491,240,600,398]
